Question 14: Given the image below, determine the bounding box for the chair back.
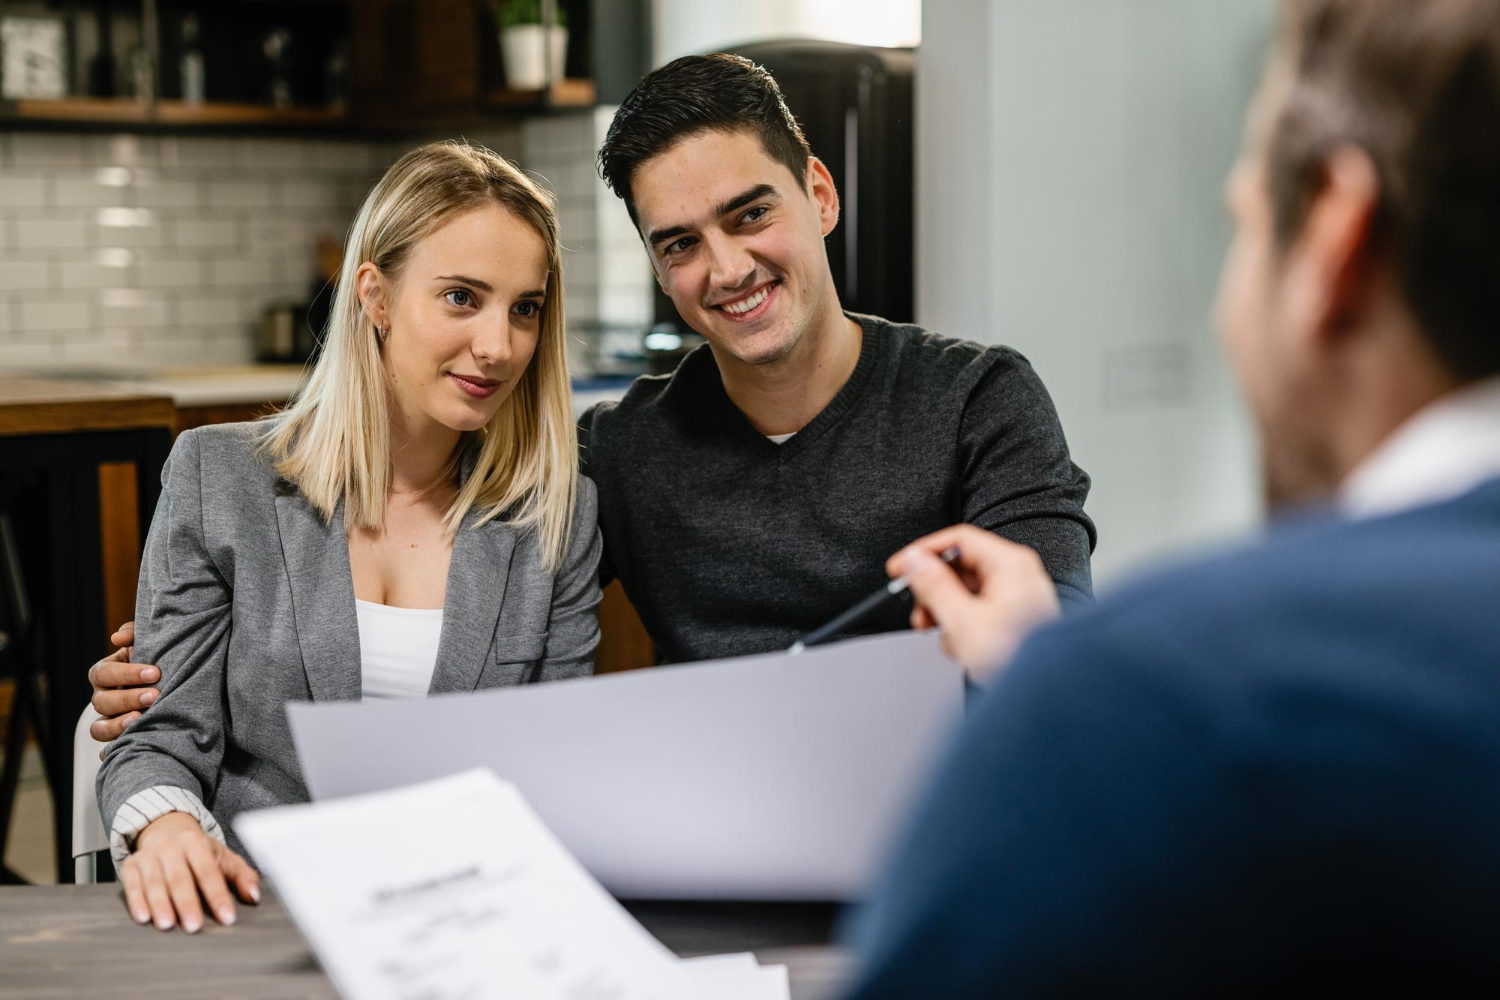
[72,707,108,883]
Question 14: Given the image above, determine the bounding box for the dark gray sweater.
[578,313,1095,664]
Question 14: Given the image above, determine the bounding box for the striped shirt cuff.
[109,785,226,868]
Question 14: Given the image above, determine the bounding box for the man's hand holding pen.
[888,525,1061,683]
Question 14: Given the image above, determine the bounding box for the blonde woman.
[97,141,600,933]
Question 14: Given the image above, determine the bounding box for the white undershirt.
[356,599,444,699]
[767,432,796,445]
[109,598,447,866]
[1339,376,1500,520]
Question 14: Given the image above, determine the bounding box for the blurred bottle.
[129,43,153,104]
[179,13,205,105]
[130,0,157,105]
[264,28,292,108]
[86,2,117,97]
[325,38,349,112]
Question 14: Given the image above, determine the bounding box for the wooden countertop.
[1,367,635,415]
[0,378,176,437]
[110,365,307,408]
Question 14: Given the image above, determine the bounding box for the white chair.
[72,706,109,883]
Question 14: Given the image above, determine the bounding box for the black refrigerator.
[652,39,915,329]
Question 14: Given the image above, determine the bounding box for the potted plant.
[493,0,568,92]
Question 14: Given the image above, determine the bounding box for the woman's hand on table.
[121,813,260,933]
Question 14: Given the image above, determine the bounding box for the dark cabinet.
[2,0,606,132]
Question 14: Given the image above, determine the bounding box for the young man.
[580,53,1093,664]
[845,1,1500,994]
[86,58,1092,728]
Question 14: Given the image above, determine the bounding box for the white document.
[235,768,788,1000]
[288,630,964,900]
[682,954,791,998]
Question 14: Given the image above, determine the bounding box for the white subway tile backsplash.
[208,179,275,210]
[174,217,243,249]
[101,135,158,167]
[304,139,364,172]
[175,295,245,327]
[0,261,48,290]
[20,299,91,331]
[279,181,335,210]
[136,327,253,365]
[159,137,239,169]
[137,257,207,288]
[0,128,641,371]
[246,218,303,248]
[10,134,87,166]
[0,340,60,367]
[244,139,309,171]
[15,218,90,249]
[93,216,166,248]
[58,337,138,366]
[209,258,276,287]
[134,176,203,209]
[51,259,137,290]
[99,288,169,327]
[0,175,47,210]
[52,174,130,208]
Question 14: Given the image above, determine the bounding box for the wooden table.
[0,885,855,999]
[0,379,175,884]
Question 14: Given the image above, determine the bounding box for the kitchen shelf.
[484,78,597,111]
[0,97,350,131]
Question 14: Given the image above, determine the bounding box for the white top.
[109,597,447,865]
[1339,376,1500,520]
[766,432,796,445]
[356,599,445,700]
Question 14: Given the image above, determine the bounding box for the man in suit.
[844,0,1500,994]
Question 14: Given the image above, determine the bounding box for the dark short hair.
[1267,0,1500,381]
[597,53,813,227]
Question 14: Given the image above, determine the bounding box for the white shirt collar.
[1339,376,1500,520]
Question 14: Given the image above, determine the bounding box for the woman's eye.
[445,289,473,307]
[514,301,539,318]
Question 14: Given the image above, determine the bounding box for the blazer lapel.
[273,485,363,702]
[428,513,516,695]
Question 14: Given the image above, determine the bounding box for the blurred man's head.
[598,54,845,369]
[1217,0,1500,506]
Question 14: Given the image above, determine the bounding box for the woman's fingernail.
[248,884,261,903]
[140,690,156,706]
[133,909,150,924]
[155,915,173,931]
[219,907,236,926]
[184,918,201,934]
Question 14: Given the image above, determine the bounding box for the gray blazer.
[97,422,602,855]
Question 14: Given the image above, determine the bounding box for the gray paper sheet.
[287,630,964,900]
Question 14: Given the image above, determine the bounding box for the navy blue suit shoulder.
[844,480,1500,998]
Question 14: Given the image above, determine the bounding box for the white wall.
[919,1,1276,587]
[651,0,920,65]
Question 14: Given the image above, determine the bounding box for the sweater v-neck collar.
[701,312,881,461]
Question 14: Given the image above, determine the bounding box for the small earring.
[376,323,387,343]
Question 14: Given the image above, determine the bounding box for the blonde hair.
[262,140,578,571]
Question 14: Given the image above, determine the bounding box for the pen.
[788,546,962,655]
